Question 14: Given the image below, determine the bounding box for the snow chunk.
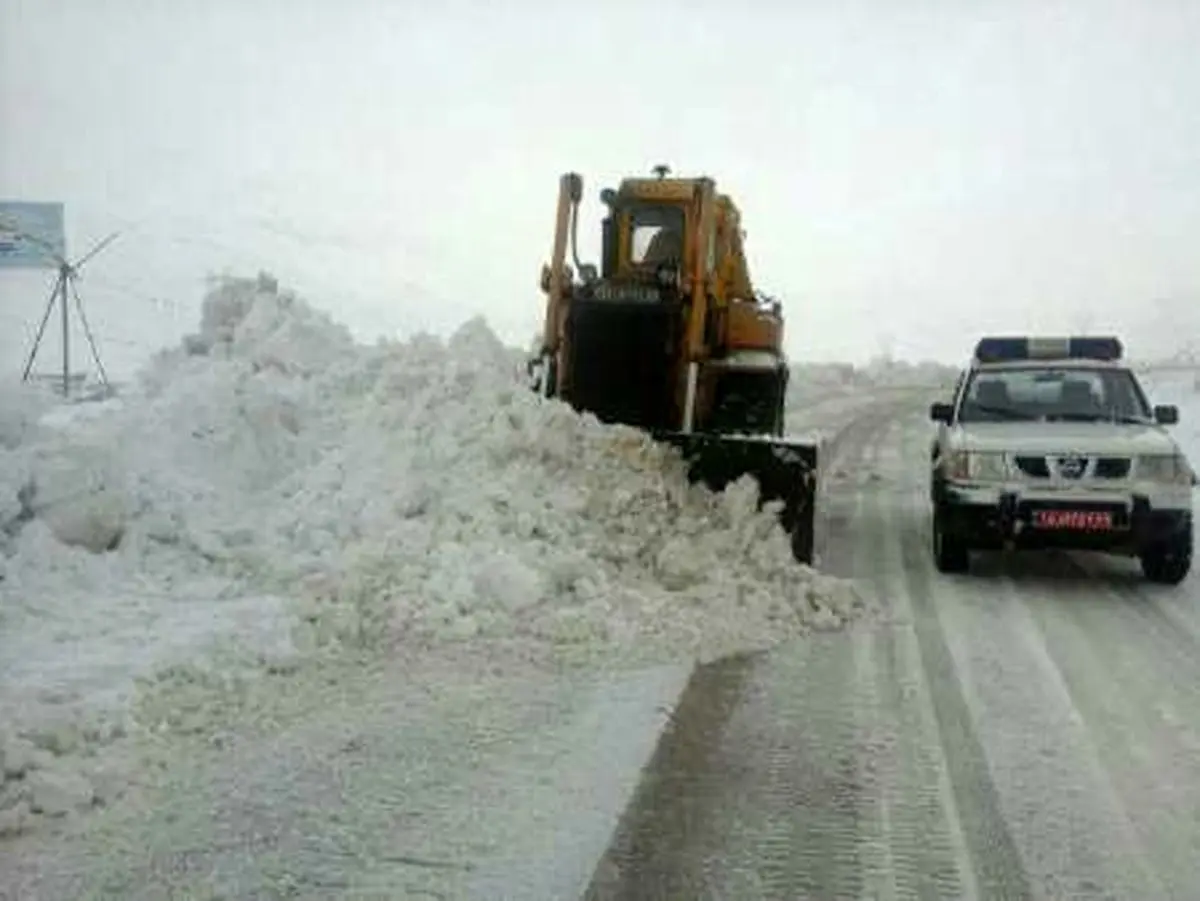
[27,442,128,552]
[2,735,44,780]
[25,767,95,817]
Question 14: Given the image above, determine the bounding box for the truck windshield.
[628,205,686,266]
[957,366,1153,423]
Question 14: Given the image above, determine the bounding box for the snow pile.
[0,273,864,831]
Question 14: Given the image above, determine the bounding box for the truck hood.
[954,421,1181,456]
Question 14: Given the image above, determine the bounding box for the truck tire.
[932,503,970,574]
[929,444,942,506]
[1140,523,1192,585]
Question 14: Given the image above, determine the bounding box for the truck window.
[958,366,1152,423]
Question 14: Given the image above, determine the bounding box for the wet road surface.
[586,401,1200,901]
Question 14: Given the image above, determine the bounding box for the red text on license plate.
[1034,509,1113,530]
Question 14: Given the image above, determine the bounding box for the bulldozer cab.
[600,178,697,282]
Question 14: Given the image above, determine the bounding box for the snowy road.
[586,399,1200,901]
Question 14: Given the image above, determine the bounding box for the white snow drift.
[0,273,864,832]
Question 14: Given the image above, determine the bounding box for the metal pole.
[21,271,63,382]
[69,273,110,389]
[60,263,70,398]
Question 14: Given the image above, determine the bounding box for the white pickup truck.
[929,336,1195,584]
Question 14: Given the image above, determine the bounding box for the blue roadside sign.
[0,202,65,269]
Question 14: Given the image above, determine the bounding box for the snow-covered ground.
[1,656,695,900]
[0,273,881,840]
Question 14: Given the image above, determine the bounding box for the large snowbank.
[0,273,864,835]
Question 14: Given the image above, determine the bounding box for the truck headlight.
[944,450,1011,482]
[1135,453,1195,486]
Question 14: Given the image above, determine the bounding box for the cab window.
[628,205,685,266]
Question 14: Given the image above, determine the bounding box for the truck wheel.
[930,445,942,506]
[1140,524,1192,585]
[933,504,970,574]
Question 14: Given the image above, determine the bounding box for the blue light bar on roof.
[974,336,1123,363]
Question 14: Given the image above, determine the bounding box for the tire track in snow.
[580,650,762,901]
[1004,549,1200,899]
[850,416,982,901]
[585,404,906,901]
[1007,575,1200,900]
[814,400,910,573]
[897,504,1136,899]
[581,625,870,900]
[716,410,917,901]
[712,403,983,901]
[587,398,990,901]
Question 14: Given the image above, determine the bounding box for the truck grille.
[1013,455,1131,480]
[1015,456,1050,478]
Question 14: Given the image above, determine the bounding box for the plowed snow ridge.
[0,273,876,833]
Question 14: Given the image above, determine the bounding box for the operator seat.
[642,226,682,265]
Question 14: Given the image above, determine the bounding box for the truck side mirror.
[930,402,954,424]
[1154,404,1179,425]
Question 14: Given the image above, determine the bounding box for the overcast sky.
[3,0,1200,378]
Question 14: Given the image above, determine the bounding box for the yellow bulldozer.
[528,165,821,563]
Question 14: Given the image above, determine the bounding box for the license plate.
[1033,509,1113,530]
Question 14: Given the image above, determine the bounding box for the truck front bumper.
[940,485,1192,553]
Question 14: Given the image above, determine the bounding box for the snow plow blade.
[655,431,821,565]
